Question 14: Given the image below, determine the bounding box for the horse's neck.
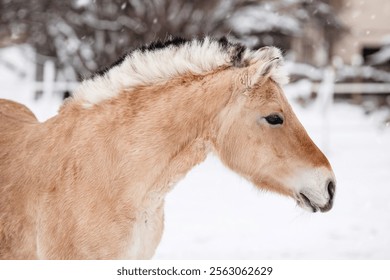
[57,70,234,197]
[124,71,234,194]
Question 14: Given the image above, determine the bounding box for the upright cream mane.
[73,37,288,106]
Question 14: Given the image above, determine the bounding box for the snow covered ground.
[1,47,390,259]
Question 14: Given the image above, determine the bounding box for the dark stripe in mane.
[139,37,188,52]
[231,45,247,67]
[215,37,247,67]
[92,53,128,78]
[92,37,190,79]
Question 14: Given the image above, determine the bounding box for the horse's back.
[0,98,38,125]
[0,98,38,160]
[0,98,38,175]
[0,99,39,259]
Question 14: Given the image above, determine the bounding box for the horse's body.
[0,38,335,259]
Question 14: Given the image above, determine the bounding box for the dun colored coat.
[0,37,335,259]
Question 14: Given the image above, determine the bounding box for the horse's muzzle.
[298,180,336,213]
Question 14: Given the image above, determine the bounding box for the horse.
[0,37,336,259]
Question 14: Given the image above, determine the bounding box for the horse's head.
[213,47,335,212]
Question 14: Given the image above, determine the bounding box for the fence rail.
[33,81,80,92]
[313,83,390,94]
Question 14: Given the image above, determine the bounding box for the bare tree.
[0,0,344,79]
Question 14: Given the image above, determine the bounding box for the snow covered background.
[1,45,389,259]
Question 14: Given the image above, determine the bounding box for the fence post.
[316,66,335,154]
[42,60,55,100]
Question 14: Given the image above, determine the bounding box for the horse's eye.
[265,114,284,125]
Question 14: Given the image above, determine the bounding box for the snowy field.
[1,47,390,259]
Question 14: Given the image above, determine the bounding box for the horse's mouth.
[296,192,333,213]
[298,192,319,212]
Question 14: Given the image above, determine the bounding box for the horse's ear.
[238,47,288,92]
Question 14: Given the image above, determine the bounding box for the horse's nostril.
[328,180,335,200]
[319,181,336,212]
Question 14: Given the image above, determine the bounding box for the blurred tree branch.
[0,0,345,79]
